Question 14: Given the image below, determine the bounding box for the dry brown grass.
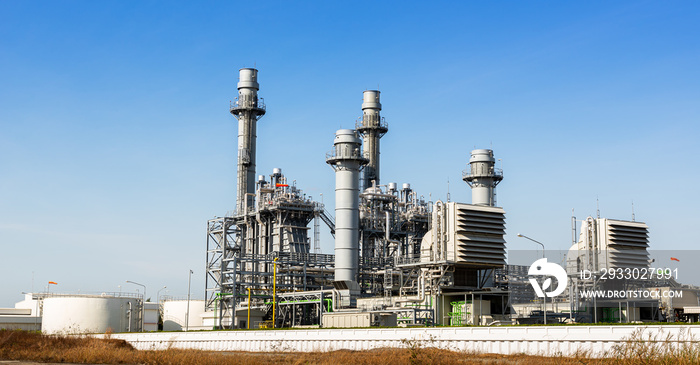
[0,329,619,364]
[607,327,700,365]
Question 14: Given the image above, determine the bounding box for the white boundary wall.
[108,325,700,357]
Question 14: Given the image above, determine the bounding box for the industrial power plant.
[198,68,699,330]
[201,68,511,329]
[2,68,698,334]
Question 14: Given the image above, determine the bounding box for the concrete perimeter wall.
[107,325,700,357]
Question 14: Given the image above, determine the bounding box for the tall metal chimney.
[230,68,266,215]
[326,129,368,287]
[463,149,503,206]
[357,90,388,191]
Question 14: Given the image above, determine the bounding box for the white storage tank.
[162,299,205,331]
[42,295,140,334]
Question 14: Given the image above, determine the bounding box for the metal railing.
[230,96,266,112]
[325,148,367,162]
[462,167,503,180]
[355,115,388,131]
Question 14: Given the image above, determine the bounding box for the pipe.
[127,301,132,332]
[395,270,426,304]
[247,288,251,329]
[272,257,278,328]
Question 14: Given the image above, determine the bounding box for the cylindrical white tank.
[162,299,206,331]
[326,129,367,283]
[41,296,140,334]
[463,149,503,206]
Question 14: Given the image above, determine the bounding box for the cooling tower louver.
[604,219,650,268]
[452,203,506,267]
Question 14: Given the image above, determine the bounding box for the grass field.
[1,328,698,364]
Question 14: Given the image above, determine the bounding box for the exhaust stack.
[463,149,503,206]
[357,90,388,191]
[326,129,368,306]
[230,68,266,215]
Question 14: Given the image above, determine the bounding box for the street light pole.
[186,270,193,331]
[517,233,545,258]
[517,233,547,325]
[157,286,167,305]
[126,280,146,331]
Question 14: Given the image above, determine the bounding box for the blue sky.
[1,1,698,307]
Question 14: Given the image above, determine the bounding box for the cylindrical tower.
[462,149,503,206]
[326,129,368,283]
[230,68,266,214]
[356,90,388,191]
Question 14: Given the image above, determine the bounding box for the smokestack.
[357,90,388,191]
[230,68,266,215]
[326,129,367,288]
[463,149,503,206]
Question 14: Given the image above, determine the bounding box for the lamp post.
[126,280,146,331]
[517,233,547,325]
[517,233,545,259]
[157,286,167,305]
[186,270,193,331]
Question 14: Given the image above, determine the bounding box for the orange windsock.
[48,281,58,285]
[671,257,680,262]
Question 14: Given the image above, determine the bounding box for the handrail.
[230,96,266,111]
[355,115,388,131]
[462,167,503,179]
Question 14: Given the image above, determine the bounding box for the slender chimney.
[230,68,266,214]
[326,129,368,284]
[357,90,388,191]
